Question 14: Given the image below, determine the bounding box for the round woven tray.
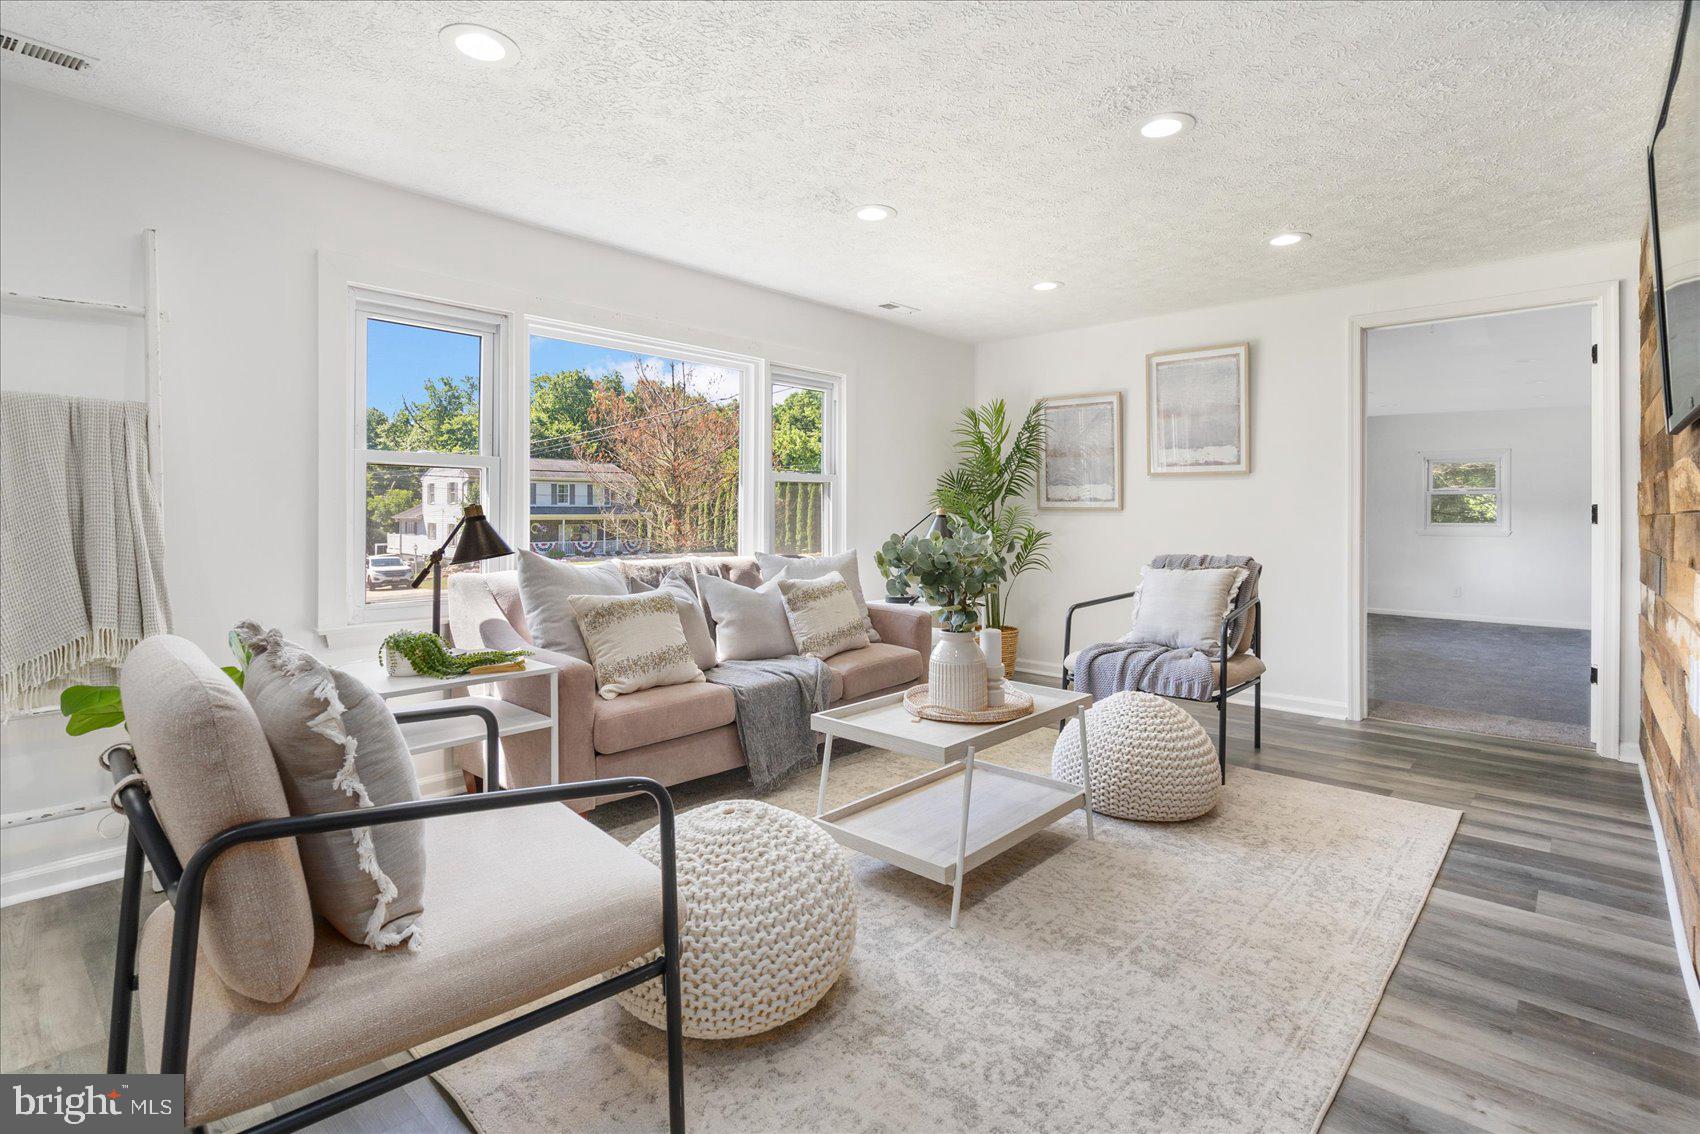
[904,684,1034,724]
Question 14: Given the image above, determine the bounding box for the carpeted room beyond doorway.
[1368,613,1592,747]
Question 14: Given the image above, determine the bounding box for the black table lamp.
[887,509,953,603]
[411,503,515,637]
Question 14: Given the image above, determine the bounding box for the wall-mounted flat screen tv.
[1653,0,1700,432]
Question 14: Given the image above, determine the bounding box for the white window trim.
[1419,449,1511,537]
[764,366,845,555]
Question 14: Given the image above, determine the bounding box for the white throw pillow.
[755,550,880,642]
[515,551,627,662]
[568,591,705,700]
[1128,566,1249,657]
[778,571,870,660]
[698,572,797,661]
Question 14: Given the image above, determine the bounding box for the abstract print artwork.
[1147,343,1251,475]
[1040,392,1122,510]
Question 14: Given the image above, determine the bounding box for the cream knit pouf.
[612,799,858,1039]
[1052,691,1221,821]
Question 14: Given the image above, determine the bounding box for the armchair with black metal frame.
[103,699,685,1134]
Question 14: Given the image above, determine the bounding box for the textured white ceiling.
[0,0,1679,342]
[1366,305,1593,417]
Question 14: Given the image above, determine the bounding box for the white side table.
[336,659,560,788]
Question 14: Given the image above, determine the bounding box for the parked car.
[366,554,414,590]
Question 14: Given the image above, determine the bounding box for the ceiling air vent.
[877,302,920,315]
[0,30,94,71]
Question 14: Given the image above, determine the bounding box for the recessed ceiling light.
[1139,112,1196,139]
[1268,231,1310,247]
[854,204,896,222]
[440,24,519,65]
[1032,281,1062,292]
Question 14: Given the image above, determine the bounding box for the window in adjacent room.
[1421,450,1510,535]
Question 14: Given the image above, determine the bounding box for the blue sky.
[366,320,739,413]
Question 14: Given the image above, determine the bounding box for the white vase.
[930,631,989,711]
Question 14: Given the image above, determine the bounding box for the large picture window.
[768,370,839,556]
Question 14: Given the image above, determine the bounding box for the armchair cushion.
[119,635,314,1005]
[1064,649,1264,696]
[139,800,663,1127]
[1129,565,1249,657]
[1150,553,1261,654]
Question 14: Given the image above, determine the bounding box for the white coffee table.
[810,681,1094,927]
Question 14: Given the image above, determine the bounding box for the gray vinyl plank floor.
[2,699,1694,1133]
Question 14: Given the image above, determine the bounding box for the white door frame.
[1346,280,1622,756]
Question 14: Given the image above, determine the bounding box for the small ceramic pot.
[930,630,989,711]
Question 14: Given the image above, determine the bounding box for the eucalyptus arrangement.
[378,631,528,678]
[876,525,1008,634]
[59,631,252,736]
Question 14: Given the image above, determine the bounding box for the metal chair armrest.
[1062,590,1139,679]
[391,702,501,789]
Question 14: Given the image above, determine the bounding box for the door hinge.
[1590,666,1599,685]
[1591,503,1599,524]
[1591,343,1599,364]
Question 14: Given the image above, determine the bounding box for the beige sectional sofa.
[448,555,932,809]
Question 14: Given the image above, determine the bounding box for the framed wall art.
[1146,343,1250,475]
[1039,391,1123,510]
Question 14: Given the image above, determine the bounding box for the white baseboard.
[0,769,469,909]
[1367,606,1590,631]
[1630,743,1700,1034]
[1014,657,1347,720]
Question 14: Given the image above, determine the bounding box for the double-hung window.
[353,292,503,614]
[767,369,841,556]
[1421,450,1510,535]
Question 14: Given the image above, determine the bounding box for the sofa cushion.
[824,642,925,701]
[119,635,314,1005]
[235,622,425,952]
[778,571,869,660]
[570,591,705,700]
[698,572,797,661]
[629,568,717,672]
[756,550,880,642]
[515,552,627,662]
[139,801,663,1127]
[593,681,738,754]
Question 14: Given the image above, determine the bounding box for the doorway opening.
[1353,294,1615,751]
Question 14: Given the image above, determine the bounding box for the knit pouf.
[1052,691,1221,821]
[612,799,858,1039]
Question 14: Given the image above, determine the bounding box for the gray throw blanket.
[706,656,832,792]
[1,392,171,713]
[1074,554,1261,705]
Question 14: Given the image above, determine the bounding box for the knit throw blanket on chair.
[1,392,171,713]
[1074,640,1218,704]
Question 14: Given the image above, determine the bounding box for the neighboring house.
[387,460,638,558]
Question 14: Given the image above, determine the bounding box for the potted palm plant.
[931,399,1053,673]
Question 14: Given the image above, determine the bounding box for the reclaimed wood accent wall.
[1638,227,1700,979]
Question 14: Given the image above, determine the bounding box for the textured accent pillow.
[569,591,706,699]
[1128,566,1250,657]
[697,571,797,661]
[516,551,627,662]
[234,622,425,952]
[778,571,871,660]
[630,567,718,672]
[756,550,880,642]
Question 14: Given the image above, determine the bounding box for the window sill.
[318,617,430,655]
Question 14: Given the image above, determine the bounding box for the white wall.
[0,84,974,904]
[1366,408,1591,627]
[973,242,1641,731]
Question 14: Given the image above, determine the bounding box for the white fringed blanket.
[1,391,171,713]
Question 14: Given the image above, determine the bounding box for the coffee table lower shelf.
[815,761,1086,887]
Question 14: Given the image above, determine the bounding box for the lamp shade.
[925,509,953,539]
[448,504,514,565]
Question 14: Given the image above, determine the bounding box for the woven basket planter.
[611,800,858,1039]
[1052,691,1220,822]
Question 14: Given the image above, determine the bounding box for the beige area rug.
[422,731,1460,1134]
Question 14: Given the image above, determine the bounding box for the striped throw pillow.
[568,591,705,700]
[778,571,870,660]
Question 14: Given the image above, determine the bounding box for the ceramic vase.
[930,630,989,711]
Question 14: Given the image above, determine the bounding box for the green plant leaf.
[65,708,126,735]
[221,665,245,689]
[60,685,121,716]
